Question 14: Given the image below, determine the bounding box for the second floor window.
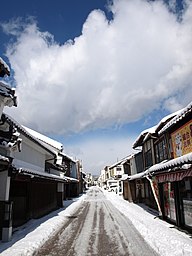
[155,137,167,163]
[144,140,153,169]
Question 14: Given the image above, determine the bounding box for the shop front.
[157,169,192,232]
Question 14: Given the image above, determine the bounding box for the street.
[34,187,158,256]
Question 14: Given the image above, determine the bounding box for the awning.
[14,167,68,182]
[156,169,192,183]
[128,172,146,181]
[126,153,192,181]
[146,152,192,174]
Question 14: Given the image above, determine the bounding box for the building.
[126,101,192,232]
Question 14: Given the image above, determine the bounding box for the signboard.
[156,170,192,183]
[171,120,192,158]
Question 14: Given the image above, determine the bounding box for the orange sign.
[171,120,192,158]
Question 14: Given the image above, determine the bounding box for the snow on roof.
[4,114,56,156]
[17,167,67,182]
[0,57,10,77]
[0,154,10,162]
[0,81,17,107]
[159,101,192,135]
[128,172,146,181]
[23,126,63,152]
[132,124,157,149]
[59,151,76,163]
[120,174,129,180]
[127,152,192,181]
[109,155,133,169]
[146,152,192,174]
[65,176,79,182]
[132,110,182,149]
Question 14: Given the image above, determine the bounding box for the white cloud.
[3,0,192,135]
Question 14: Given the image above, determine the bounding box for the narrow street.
[34,187,159,256]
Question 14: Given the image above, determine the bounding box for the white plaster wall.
[56,155,62,165]
[12,134,53,171]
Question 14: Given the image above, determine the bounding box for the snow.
[0,57,10,73]
[133,124,158,148]
[4,114,56,156]
[132,108,184,149]
[0,154,9,162]
[159,101,192,135]
[128,152,192,181]
[147,152,192,173]
[18,167,68,182]
[23,125,63,151]
[110,154,133,169]
[0,188,192,256]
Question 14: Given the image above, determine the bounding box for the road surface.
[34,187,158,256]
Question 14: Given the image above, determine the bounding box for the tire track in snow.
[35,187,159,256]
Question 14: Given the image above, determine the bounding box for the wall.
[12,134,49,171]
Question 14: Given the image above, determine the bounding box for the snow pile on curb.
[0,193,87,256]
[104,190,192,256]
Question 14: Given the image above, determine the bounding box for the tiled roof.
[4,113,56,157]
[158,101,192,134]
[127,152,192,180]
[132,110,182,149]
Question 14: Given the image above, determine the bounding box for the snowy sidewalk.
[0,194,87,256]
[0,188,192,256]
[104,190,192,256]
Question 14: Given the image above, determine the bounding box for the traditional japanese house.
[126,102,192,232]
[23,126,79,200]
[151,101,192,232]
[127,111,181,210]
[0,114,68,241]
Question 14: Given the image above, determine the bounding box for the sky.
[0,0,192,175]
[1,188,192,255]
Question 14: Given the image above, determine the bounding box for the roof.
[0,81,17,107]
[12,167,79,183]
[0,154,10,162]
[59,152,76,163]
[109,155,133,169]
[17,167,67,182]
[126,152,192,181]
[0,57,10,77]
[146,152,192,174]
[23,126,63,152]
[4,114,56,157]
[132,125,157,149]
[128,172,146,181]
[158,101,192,135]
[132,110,181,149]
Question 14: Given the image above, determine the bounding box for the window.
[144,140,153,169]
[155,137,167,163]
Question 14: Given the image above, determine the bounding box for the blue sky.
[0,0,191,175]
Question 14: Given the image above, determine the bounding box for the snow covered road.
[1,186,192,256]
[34,187,158,256]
